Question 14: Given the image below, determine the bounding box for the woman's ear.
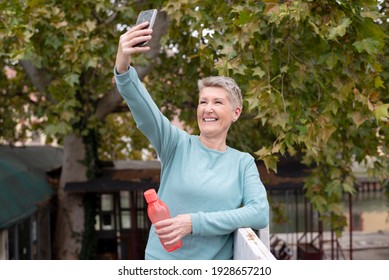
[233,107,242,122]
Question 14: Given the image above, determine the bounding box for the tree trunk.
[53,134,87,259]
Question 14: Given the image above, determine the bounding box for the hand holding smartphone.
[134,9,158,47]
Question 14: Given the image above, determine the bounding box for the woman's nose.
[205,104,214,112]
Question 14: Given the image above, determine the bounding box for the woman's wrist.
[115,51,130,74]
[116,63,130,74]
[115,65,129,75]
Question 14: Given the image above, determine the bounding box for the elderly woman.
[114,22,269,260]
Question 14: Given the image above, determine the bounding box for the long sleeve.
[190,155,269,236]
[114,66,179,163]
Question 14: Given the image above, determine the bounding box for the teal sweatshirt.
[114,66,269,260]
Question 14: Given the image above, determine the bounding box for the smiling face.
[197,86,241,140]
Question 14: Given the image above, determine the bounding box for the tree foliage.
[0,0,159,155]
[1,0,388,252]
[149,0,389,234]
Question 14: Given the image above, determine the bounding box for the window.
[96,194,116,231]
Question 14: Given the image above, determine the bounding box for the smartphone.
[134,9,158,47]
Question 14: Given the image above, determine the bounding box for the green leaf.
[237,10,251,25]
[255,146,271,158]
[255,146,278,172]
[325,53,340,70]
[252,67,266,78]
[374,104,389,123]
[44,121,72,136]
[245,96,260,111]
[273,112,288,130]
[310,195,327,213]
[280,65,288,73]
[343,182,356,195]
[328,18,351,40]
[374,76,385,89]
[353,38,382,55]
[326,179,343,198]
[328,202,344,215]
[351,112,368,128]
[297,125,307,135]
[262,155,278,173]
[45,36,62,50]
[64,73,80,86]
[53,20,68,29]
[360,11,381,21]
[85,20,96,32]
[85,56,98,69]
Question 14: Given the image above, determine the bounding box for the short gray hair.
[197,76,243,109]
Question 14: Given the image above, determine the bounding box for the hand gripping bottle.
[144,189,182,252]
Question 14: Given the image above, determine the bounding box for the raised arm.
[114,22,180,162]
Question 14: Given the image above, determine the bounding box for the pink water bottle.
[144,189,182,252]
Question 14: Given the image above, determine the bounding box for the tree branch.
[19,60,52,97]
[92,9,118,26]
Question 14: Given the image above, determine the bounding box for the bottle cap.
[144,188,158,203]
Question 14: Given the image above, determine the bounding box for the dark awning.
[0,145,62,229]
[65,159,161,193]
[65,177,159,193]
